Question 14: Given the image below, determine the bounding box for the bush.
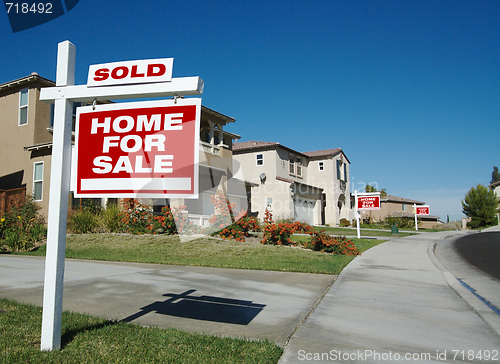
[68,209,100,234]
[261,221,312,246]
[339,218,350,227]
[306,231,360,256]
[119,199,153,235]
[0,195,46,251]
[99,203,124,233]
[384,216,415,229]
[215,214,260,242]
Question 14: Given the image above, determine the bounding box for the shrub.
[261,221,312,246]
[215,213,260,242]
[99,203,124,233]
[339,218,350,227]
[119,199,153,235]
[68,209,100,234]
[0,195,46,251]
[307,231,360,256]
[384,216,415,229]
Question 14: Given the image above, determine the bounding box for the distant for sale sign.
[415,206,430,215]
[73,98,200,198]
[357,195,380,210]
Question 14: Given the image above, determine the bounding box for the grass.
[0,298,282,364]
[17,233,380,275]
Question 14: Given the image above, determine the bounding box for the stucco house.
[232,141,352,226]
[0,73,244,227]
[366,194,440,229]
[489,180,500,223]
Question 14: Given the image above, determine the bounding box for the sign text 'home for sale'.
[74,98,200,198]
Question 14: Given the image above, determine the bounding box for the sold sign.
[87,58,174,87]
[73,98,200,198]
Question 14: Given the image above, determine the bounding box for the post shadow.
[121,289,266,326]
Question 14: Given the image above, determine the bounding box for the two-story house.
[0,73,245,227]
[232,141,352,226]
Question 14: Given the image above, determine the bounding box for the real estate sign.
[357,195,381,210]
[414,205,430,215]
[74,98,200,198]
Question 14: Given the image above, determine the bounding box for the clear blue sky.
[1,0,499,222]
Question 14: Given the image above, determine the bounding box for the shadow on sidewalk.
[121,289,266,325]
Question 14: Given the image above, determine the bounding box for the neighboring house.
[0,74,244,227]
[489,180,500,223]
[232,141,352,226]
[367,194,440,229]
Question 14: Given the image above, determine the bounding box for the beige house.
[232,141,352,226]
[366,194,440,229]
[0,73,244,226]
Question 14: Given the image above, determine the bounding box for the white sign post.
[39,40,203,351]
[413,204,430,231]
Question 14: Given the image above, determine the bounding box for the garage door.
[294,198,315,225]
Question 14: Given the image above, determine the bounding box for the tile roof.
[383,195,425,205]
[303,148,342,158]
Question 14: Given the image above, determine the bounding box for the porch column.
[208,120,215,154]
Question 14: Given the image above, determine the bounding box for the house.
[0,73,245,227]
[232,141,352,226]
[489,180,500,223]
[366,194,440,229]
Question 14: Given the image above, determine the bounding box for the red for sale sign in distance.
[415,206,430,215]
[357,195,381,210]
[74,98,200,198]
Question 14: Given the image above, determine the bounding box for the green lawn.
[0,298,282,364]
[17,233,385,275]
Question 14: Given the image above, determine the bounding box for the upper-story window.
[289,155,295,175]
[50,101,81,132]
[296,157,302,177]
[19,88,28,126]
[256,154,263,166]
[319,161,324,171]
[336,159,348,181]
[402,204,407,211]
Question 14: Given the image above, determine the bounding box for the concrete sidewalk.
[278,231,500,363]
[0,256,334,345]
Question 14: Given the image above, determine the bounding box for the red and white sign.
[73,98,200,198]
[357,195,380,210]
[87,58,174,87]
[415,205,430,215]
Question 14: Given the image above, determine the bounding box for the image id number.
[6,3,53,13]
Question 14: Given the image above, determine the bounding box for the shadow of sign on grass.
[121,289,266,325]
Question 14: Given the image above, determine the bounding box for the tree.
[491,166,500,184]
[462,184,499,228]
[365,184,387,198]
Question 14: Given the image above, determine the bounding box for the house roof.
[382,195,425,205]
[489,180,500,188]
[0,73,55,92]
[276,176,324,191]
[387,211,440,220]
[233,141,348,162]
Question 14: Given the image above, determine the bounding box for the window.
[19,88,28,126]
[336,160,341,179]
[33,162,43,201]
[50,101,81,131]
[256,154,263,166]
[344,163,347,182]
[296,157,302,177]
[319,162,324,171]
[402,204,407,211]
[289,155,295,175]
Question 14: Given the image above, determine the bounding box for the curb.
[427,235,500,338]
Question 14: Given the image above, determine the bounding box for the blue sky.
[1,0,499,222]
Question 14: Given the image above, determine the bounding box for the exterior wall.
[0,83,53,218]
[233,147,353,226]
